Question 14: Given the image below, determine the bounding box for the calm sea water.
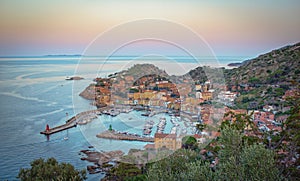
[0,56,246,180]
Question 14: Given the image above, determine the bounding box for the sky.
[0,0,299,57]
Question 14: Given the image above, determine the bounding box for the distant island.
[227,62,242,67]
[44,54,82,57]
[65,76,84,80]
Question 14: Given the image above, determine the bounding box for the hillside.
[227,42,300,109]
[80,42,300,110]
[187,42,300,109]
[117,64,169,80]
[225,42,300,85]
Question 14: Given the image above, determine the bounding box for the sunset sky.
[0,0,299,57]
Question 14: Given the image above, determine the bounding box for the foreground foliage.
[102,162,144,181]
[17,157,86,181]
[274,84,300,179]
[146,127,282,181]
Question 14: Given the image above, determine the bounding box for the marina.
[40,103,197,150]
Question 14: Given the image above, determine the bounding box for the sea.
[0,56,247,180]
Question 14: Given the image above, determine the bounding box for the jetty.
[39,106,128,136]
[97,130,154,142]
[40,108,103,135]
[40,116,77,135]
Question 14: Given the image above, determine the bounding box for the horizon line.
[0,54,252,58]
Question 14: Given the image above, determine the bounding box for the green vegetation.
[249,77,260,83]
[217,128,281,181]
[217,42,300,109]
[147,149,199,181]
[102,163,144,181]
[17,157,86,181]
[146,127,281,181]
[181,136,197,150]
[272,84,300,179]
[129,88,139,93]
[234,84,288,109]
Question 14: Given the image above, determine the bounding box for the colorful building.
[154,133,182,150]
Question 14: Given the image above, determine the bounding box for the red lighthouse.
[46,124,50,132]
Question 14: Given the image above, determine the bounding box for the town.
[79,63,295,152]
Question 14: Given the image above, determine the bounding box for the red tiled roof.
[154,133,177,139]
[193,134,202,139]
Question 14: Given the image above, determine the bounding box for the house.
[125,76,134,82]
[217,91,238,102]
[195,84,202,91]
[154,133,181,150]
[263,105,274,112]
[283,89,296,100]
[201,91,213,101]
[193,134,206,144]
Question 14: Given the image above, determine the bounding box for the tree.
[195,123,206,134]
[147,149,199,181]
[102,162,144,181]
[216,127,281,180]
[218,127,243,164]
[147,127,282,181]
[240,144,281,181]
[179,159,215,181]
[272,84,300,179]
[181,136,198,150]
[17,157,87,181]
[221,111,256,133]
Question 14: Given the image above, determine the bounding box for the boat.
[143,129,152,135]
[144,123,152,129]
[170,127,177,134]
[65,76,73,80]
[63,130,69,140]
[141,112,150,116]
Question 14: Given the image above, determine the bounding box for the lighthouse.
[46,124,50,132]
[108,124,113,131]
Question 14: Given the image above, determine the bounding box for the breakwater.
[97,130,154,142]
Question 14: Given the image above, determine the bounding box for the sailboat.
[64,112,69,140]
[64,129,69,140]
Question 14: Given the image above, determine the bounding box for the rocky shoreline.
[80,149,124,174]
